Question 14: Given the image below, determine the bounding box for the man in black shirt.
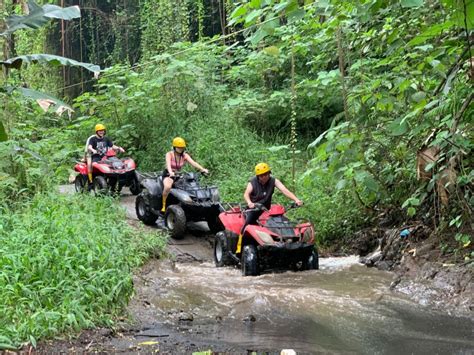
[237,162,303,252]
[85,123,124,184]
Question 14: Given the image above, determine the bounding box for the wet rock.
[390,276,402,290]
[178,312,194,322]
[215,315,222,322]
[360,248,382,267]
[243,314,256,322]
[374,260,392,271]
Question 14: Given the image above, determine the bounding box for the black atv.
[135,171,223,239]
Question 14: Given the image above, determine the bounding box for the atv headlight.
[256,231,274,245]
[211,188,220,202]
[302,228,313,243]
[101,166,111,173]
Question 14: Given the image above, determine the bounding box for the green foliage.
[0,140,52,204]
[0,192,167,349]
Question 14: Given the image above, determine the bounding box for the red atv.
[214,203,318,276]
[74,149,141,195]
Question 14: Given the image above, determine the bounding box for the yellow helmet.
[255,162,271,176]
[95,123,106,132]
[172,137,186,148]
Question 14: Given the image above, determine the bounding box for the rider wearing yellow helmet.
[161,137,209,213]
[241,162,302,229]
[85,123,124,184]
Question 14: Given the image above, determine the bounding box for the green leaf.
[274,1,291,12]
[267,144,289,152]
[400,0,424,8]
[1,54,100,73]
[1,0,80,36]
[263,46,280,56]
[287,8,306,23]
[230,5,247,20]
[407,207,416,216]
[250,27,268,45]
[388,119,408,136]
[335,179,347,190]
[250,0,262,9]
[408,21,455,46]
[245,9,263,25]
[15,87,73,112]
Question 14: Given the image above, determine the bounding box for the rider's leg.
[86,155,93,184]
[161,177,173,213]
[237,210,263,253]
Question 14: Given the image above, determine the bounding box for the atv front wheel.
[94,176,109,195]
[136,194,158,226]
[214,231,234,267]
[242,244,259,276]
[74,175,87,193]
[306,249,319,270]
[165,205,186,239]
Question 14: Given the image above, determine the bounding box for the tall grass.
[0,192,167,349]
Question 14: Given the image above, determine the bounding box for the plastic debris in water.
[400,229,410,238]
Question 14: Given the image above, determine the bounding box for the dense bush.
[0,192,167,349]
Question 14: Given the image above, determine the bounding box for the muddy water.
[143,256,473,354]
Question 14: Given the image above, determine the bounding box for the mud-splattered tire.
[242,244,259,276]
[214,231,233,267]
[136,193,158,226]
[74,175,87,193]
[306,249,319,270]
[129,174,141,195]
[93,176,108,195]
[165,205,186,239]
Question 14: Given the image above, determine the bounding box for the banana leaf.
[1,0,80,36]
[1,54,100,73]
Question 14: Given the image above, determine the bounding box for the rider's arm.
[87,144,96,154]
[275,179,303,206]
[112,144,125,153]
[243,182,255,208]
[165,152,174,176]
[185,153,209,174]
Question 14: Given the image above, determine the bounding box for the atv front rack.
[136,171,161,182]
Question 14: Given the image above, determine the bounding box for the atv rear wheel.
[242,244,259,276]
[136,194,158,226]
[306,249,319,270]
[129,174,141,195]
[93,176,109,195]
[74,175,87,193]
[214,231,234,267]
[165,205,186,239]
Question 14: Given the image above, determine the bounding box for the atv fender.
[244,225,276,247]
[170,188,193,203]
[141,178,163,196]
